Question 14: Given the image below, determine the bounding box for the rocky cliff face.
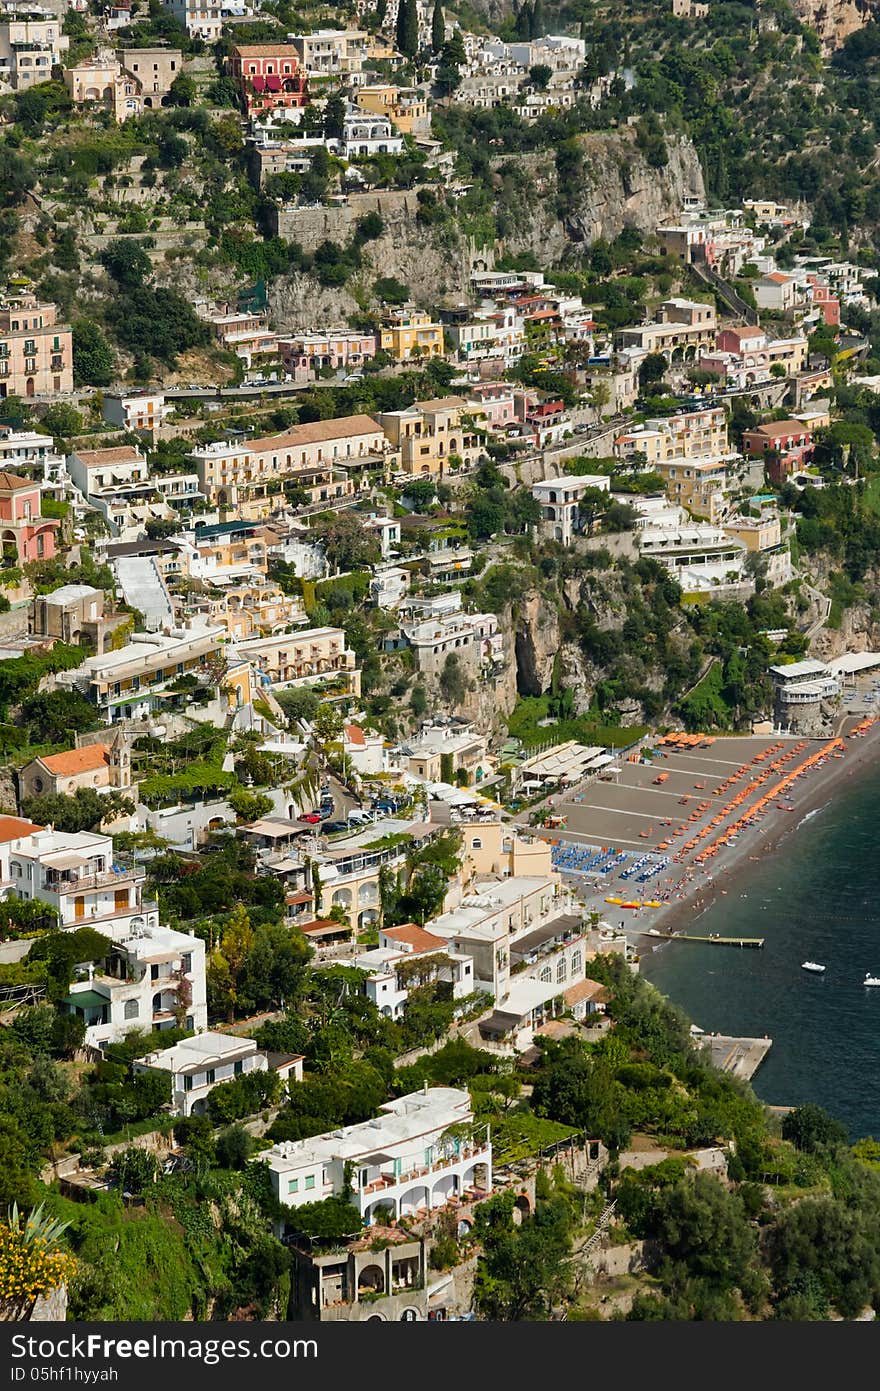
[267,130,704,331]
[790,0,876,51]
[269,209,475,333]
[497,132,706,264]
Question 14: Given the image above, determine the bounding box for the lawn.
[507,696,647,752]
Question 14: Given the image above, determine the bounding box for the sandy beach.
[541,708,880,963]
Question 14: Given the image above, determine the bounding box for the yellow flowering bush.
[0,1204,76,1320]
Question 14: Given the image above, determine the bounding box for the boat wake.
[797,803,828,830]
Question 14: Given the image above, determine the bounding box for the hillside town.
[3,0,880,1332]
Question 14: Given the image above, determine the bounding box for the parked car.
[321,820,349,834]
[297,811,321,823]
[347,810,373,825]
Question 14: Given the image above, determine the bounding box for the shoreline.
[636,719,880,972]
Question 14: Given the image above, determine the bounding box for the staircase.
[113,554,174,631]
[691,258,759,325]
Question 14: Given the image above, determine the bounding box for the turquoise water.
[642,768,880,1140]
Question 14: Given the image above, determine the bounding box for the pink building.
[277,331,377,381]
[228,44,308,117]
[0,472,58,563]
[0,295,73,400]
[466,383,516,429]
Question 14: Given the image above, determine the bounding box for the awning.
[43,851,91,871]
[62,990,108,1011]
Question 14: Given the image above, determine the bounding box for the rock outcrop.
[497,132,706,264]
[790,0,876,51]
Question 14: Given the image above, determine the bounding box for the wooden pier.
[635,932,765,948]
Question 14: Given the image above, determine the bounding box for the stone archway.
[357,1264,385,1296]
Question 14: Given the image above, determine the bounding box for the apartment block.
[60,620,227,722]
[236,625,361,698]
[377,397,481,477]
[62,921,208,1046]
[379,310,444,362]
[0,4,68,89]
[258,1087,491,1225]
[0,293,73,399]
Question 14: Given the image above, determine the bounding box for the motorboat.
[801,961,826,974]
[864,973,880,987]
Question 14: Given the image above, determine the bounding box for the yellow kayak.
[605,896,623,905]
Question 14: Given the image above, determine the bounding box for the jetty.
[635,931,765,948]
[700,1034,773,1081]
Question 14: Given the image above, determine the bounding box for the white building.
[258,1087,492,1224]
[61,921,208,1046]
[339,107,404,158]
[532,473,610,545]
[133,1030,303,1116]
[8,827,149,933]
[353,922,474,1021]
[400,591,503,678]
[638,521,749,596]
[101,392,172,437]
[0,425,63,480]
[162,0,222,39]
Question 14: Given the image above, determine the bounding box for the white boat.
[864,973,880,987]
[801,961,826,974]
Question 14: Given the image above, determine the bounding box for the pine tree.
[431,0,445,53]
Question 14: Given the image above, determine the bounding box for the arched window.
[124,999,139,1020]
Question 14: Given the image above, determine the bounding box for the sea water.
[643,769,880,1139]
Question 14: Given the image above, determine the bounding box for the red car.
[297,811,321,824]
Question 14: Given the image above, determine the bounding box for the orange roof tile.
[0,815,43,842]
[344,724,366,746]
[381,923,448,954]
[37,744,110,778]
[74,447,144,468]
[248,414,382,453]
[0,471,37,491]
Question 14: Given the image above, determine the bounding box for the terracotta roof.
[0,471,36,491]
[381,923,448,954]
[0,815,43,843]
[728,326,764,338]
[232,43,300,57]
[298,918,349,936]
[763,272,792,284]
[564,978,610,1006]
[750,420,811,438]
[74,447,144,468]
[36,744,110,778]
[414,397,467,413]
[248,415,382,453]
[285,889,313,905]
[344,723,366,746]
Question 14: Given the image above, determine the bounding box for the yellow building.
[354,84,430,134]
[377,397,482,477]
[459,822,555,885]
[656,455,738,523]
[379,310,444,361]
[236,626,361,698]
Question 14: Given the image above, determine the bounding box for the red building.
[228,44,308,117]
[742,421,814,485]
[807,277,841,328]
[0,471,58,563]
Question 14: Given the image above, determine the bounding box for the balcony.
[46,866,143,895]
